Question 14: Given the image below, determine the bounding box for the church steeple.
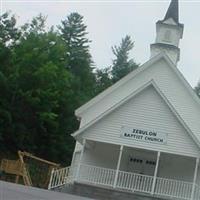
[150,0,184,65]
[164,0,179,24]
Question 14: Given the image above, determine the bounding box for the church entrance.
[120,147,157,176]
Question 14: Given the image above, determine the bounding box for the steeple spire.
[164,0,179,24]
[150,0,184,65]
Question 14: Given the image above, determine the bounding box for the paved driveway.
[0,181,93,200]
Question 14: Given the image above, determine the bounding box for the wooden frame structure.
[0,151,60,188]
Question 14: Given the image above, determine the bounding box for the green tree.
[15,21,78,163]
[59,12,96,102]
[0,14,77,164]
[0,12,140,165]
[21,14,47,37]
[95,67,112,94]
[0,11,20,46]
[111,35,139,83]
[0,12,20,150]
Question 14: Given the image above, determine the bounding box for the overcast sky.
[1,0,200,87]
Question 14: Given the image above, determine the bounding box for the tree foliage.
[0,13,77,164]
[59,12,96,102]
[0,12,138,164]
[111,35,139,83]
[95,67,112,94]
[0,11,20,46]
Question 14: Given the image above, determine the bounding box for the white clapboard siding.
[82,85,200,157]
[77,56,200,147]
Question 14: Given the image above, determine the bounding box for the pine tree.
[59,12,95,102]
[111,35,139,83]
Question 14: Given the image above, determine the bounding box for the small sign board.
[121,126,167,145]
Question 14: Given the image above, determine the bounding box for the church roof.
[164,0,179,24]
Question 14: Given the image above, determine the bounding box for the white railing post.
[75,139,86,181]
[113,145,124,188]
[48,168,54,190]
[151,151,160,195]
[191,157,199,200]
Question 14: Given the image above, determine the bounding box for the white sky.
[1,0,200,87]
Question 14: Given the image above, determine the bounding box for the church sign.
[121,126,167,145]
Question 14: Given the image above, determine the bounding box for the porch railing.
[194,184,200,200]
[154,177,193,200]
[48,166,72,189]
[79,164,116,187]
[116,170,153,193]
[48,164,200,200]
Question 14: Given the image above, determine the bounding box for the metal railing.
[48,164,200,200]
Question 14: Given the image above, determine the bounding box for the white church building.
[49,1,200,199]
